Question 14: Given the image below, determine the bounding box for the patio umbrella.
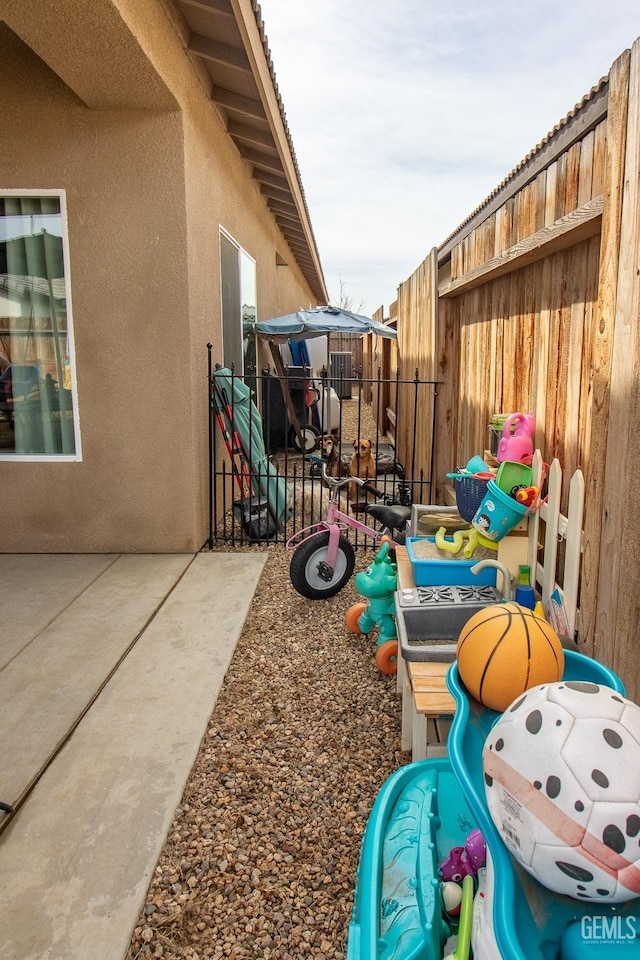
[213,366,290,524]
[255,305,397,341]
[256,306,396,448]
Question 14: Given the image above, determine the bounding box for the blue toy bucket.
[471,478,528,541]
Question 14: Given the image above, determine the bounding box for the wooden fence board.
[502,196,515,253]
[433,291,457,501]
[578,236,601,467]
[493,206,504,259]
[596,39,640,687]
[592,119,607,197]
[534,169,547,232]
[564,469,586,639]
[580,48,630,659]
[565,243,587,489]
[475,283,490,448]
[487,278,499,416]
[523,263,536,400]
[533,257,551,449]
[554,151,568,220]
[565,141,581,211]
[578,129,595,204]
[544,160,559,227]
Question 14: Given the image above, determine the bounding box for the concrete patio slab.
[0,549,267,960]
[0,554,118,668]
[0,554,193,805]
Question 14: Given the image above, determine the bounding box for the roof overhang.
[174,0,328,302]
[2,0,327,303]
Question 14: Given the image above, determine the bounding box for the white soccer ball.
[483,680,640,902]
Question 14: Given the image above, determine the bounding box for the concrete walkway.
[0,551,267,960]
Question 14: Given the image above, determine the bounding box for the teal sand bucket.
[472,478,528,541]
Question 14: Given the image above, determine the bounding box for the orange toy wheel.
[345,602,367,633]
[375,640,399,675]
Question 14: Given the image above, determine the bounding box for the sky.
[258,0,639,314]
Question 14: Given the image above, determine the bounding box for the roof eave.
[176,0,328,302]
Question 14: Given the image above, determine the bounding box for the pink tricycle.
[287,457,412,599]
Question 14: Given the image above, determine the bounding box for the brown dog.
[349,438,377,504]
[320,434,341,477]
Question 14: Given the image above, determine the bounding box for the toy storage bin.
[410,504,470,537]
[406,537,498,587]
[495,460,533,494]
[471,479,528,542]
[454,474,491,522]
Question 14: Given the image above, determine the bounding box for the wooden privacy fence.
[366,37,640,699]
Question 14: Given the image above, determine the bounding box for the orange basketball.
[456,602,564,712]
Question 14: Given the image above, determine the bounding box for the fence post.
[207,342,214,550]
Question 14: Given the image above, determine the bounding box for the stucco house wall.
[0,0,322,552]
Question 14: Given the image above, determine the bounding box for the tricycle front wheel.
[290,531,355,599]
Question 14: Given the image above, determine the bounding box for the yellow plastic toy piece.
[435,526,498,560]
[435,526,467,554]
[463,530,498,559]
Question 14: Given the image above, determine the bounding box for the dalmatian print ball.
[483,680,640,902]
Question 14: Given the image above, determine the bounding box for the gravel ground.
[125,547,406,960]
[126,399,408,960]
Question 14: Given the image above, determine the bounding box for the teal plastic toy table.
[348,650,640,959]
[447,650,640,959]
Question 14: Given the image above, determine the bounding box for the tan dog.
[320,433,341,477]
[288,477,331,527]
[349,438,377,504]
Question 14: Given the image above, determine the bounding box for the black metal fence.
[207,350,438,548]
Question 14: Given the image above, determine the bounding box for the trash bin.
[233,495,277,541]
[261,370,308,454]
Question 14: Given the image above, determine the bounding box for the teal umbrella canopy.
[256,306,396,342]
[213,367,290,524]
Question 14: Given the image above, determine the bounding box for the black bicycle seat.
[364,502,412,532]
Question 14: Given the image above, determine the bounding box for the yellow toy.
[435,526,497,560]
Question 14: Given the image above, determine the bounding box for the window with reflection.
[0,193,79,458]
[220,229,256,384]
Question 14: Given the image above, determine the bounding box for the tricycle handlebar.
[311,454,385,498]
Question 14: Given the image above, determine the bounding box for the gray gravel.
[125,544,407,960]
